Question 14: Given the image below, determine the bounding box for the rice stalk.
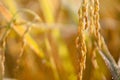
[88,0,99,69]
[0,20,12,80]
[90,0,120,79]
[15,23,31,78]
[0,2,45,59]
[39,0,75,80]
[44,36,60,80]
[38,0,55,23]
[93,0,102,49]
[38,1,61,79]
[0,47,5,80]
[76,0,88,80]
[77,0,120,80]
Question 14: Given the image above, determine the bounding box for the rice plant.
[0,0,120,80]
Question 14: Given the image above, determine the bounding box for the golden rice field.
[0,0,120,80]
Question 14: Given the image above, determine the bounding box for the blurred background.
[0,0,120,80]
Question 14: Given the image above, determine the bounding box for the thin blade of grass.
[2,0,17,14]
[39,0,75,80]
[38,0,54,23]
[38,1,60,80]
[97,37,120,80]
